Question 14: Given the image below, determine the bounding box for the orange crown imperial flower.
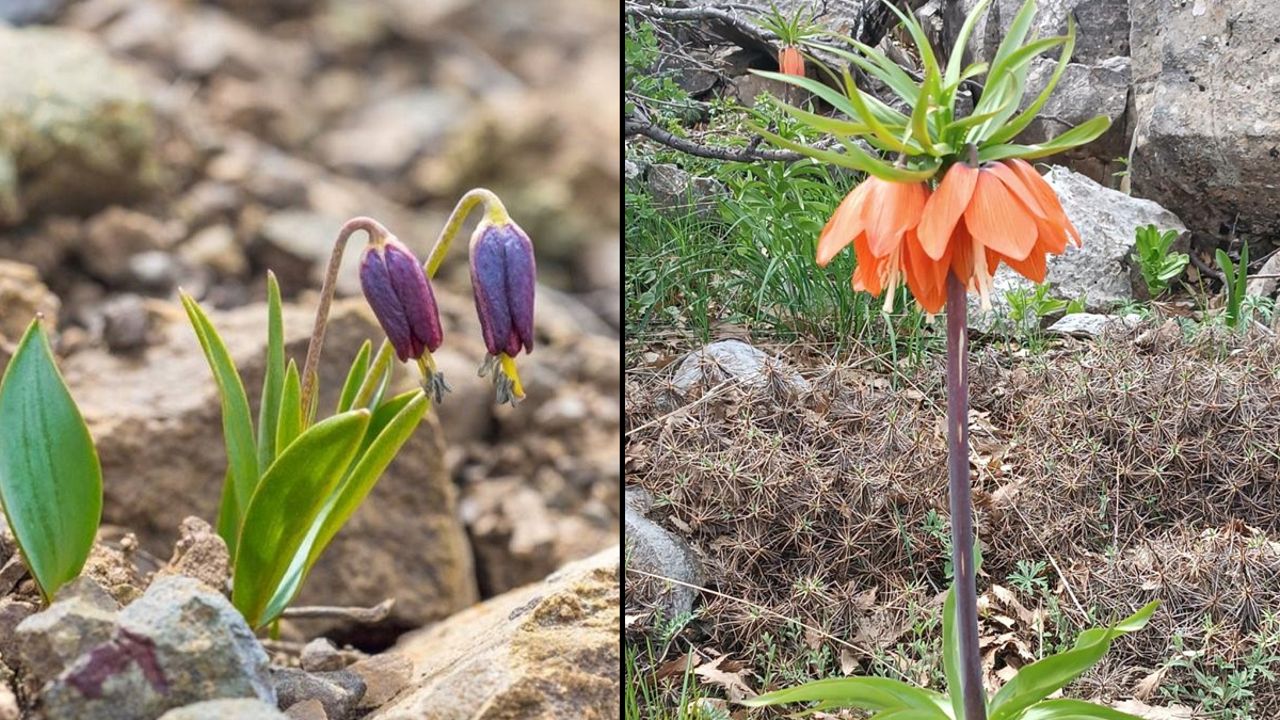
[752,0,1102,313]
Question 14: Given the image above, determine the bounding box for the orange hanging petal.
[778,46,805,76]
[1007,159,1081,247]
[816,182,870,266]
[988,241,1049,284]
[988,162,1047,220]
[1034,216,1069,255]
[850,232,884,296]
[917,163,978,261]
[964,169,1037,261]
[903,231,947,313]
[949,219,974,286]
[863,180,927,258]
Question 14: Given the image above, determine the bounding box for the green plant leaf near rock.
[0,318,103,602]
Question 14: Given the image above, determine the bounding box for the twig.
[626,2,778,51]
[625,117,808,163]
[281,598,395,623]
[624,379,736,438]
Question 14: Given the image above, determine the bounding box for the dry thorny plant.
[625,320,1280,708]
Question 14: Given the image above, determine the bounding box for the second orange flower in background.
[816,159,1081,314]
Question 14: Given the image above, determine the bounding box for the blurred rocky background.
[0,0,619,649]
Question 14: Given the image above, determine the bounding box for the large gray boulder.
[1128,0,1280,238]
[957,0,1129,66]
[1016,56,1131,183]
[0,25,167,226]
[978,165,1187,315]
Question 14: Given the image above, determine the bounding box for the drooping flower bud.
[469,217,535,405]
[469,219,535,359]
[359,237,443,363]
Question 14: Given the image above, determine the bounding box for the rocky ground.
[0,0,620,717]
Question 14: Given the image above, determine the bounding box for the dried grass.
[625,321,1280,706]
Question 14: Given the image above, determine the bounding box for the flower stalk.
[945,272,985,720]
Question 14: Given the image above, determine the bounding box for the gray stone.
[81,207,180,285]
[625,499,700,618]
[0,599,38,665]
[179,224,247,277]
[981,166,1188,313]
[0,26,166,226]
[255,211,362,296]
[646,164,725,221]
[1048,312,1139,338]
[299,639,345,673]
[0,678,16,720]
[624,158,648,193]
[41,575,275,720]
[283,699,326,720]
[0,0,67,25]
[102,295,152,354]
[272,667,364,720]
[1129,0,1280,239]
[15,577,119,681]
[671,339,810,396]
[158,698,288,720]
[320,90,466,177]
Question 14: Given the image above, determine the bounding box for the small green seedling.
[0,319,103,602]
[1215,242,1249,329]
[184,272,428,629]
[1131,224,1187,298]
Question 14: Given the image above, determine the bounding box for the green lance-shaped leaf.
[986,20,1077,145]
[258,390,430,623]
[751,125,940,183]
[0,320,103,601]
[336,340,372,414]
[181,293,258,540]
[232,409,372,628]
[257,271,286,470]
[740,676,950,716]
[988,601,1159,720]
[1017,699,1146,720]
[941,586,967,720]
[977,115,1112,162]
[276,360,303,454]
[945,0,993,89]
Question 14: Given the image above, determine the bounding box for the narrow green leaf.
[217,468,238,559]
[978,115,1112,161]
[352,340,395,410]
[989,601,1159,720]
[945,0,992,88]
[910,70,939,155]
[941,587,966,720]
[1018,699,1145,720]
[276,360,302,453]
[181,294,258,529]
[843,67,908,152]
[257,271,285,471]
[750,68,861,120]
[986,22,1076,145]
[259,391,429,622]
[740,677,948,716]
[750,124,939,182]
[337,340,372,413]
[808,39,920,106]
[989,0,1038,73]
[879,0,939,80]
[775,100,871,137]
[232,409,372,627]
[0,320,103,602]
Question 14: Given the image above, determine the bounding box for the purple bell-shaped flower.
[359,237,444,363]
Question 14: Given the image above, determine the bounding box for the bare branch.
[625,117,808,163]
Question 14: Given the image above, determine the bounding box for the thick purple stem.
[946,272,986,720]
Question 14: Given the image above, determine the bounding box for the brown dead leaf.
[695,655,757,703]
[1112,699,1195,719]
[1132,666,1170,701]
[655,651,700,681]
[839,648,859,676]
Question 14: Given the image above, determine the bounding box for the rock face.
[15,579,120,681]
[646,164,725,221]
[1017,57,1131,183]
[1129,0,1280,239]
[958,0,1129,66]
[370,547,619,720]
[983,165,1187,311]
[60,298,478,633]
[38,576,275,720]
[0,25,166,226]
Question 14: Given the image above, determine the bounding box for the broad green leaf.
[182,294,258,529]
[741,677,949,716]
[233,409,372,627]
[1018,699,1145,720]
[910,70,939,155]
[337,340,372,413]
[945,0,992,88]
[259,391,429,622]
[978,115,1111,161]
[987,20,1077,144]
[989,601,1159,720]
[0,320,103,602]
[843,67,908,151]
[257,271,285,471]
[276,360,302,453]
[942,587,966,720]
